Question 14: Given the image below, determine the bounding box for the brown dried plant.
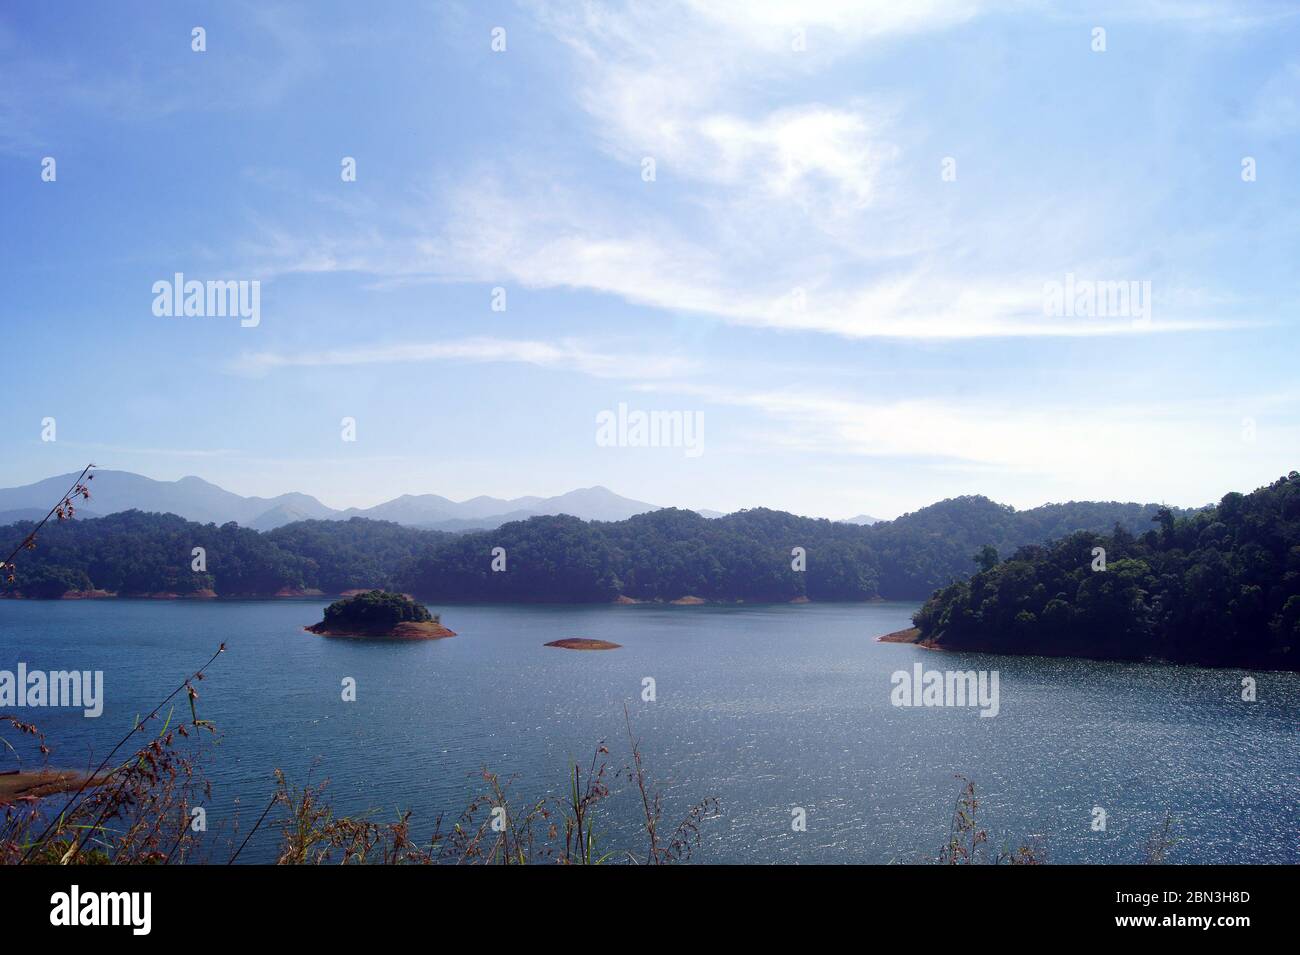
[3,646,225,865]
[1,462,94,587]
[938,774,1043,865]
[621,704,719,864]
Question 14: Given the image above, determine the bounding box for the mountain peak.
[840,514,881,526]
[0,470,660,532]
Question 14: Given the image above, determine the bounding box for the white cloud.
[428,181,1238,339]
[233,0,1260,342]
[634,379,1300,504]
[540,0,940,208]
[230,336,692,380]
[691,106,893,206]
[417,1,1243,339]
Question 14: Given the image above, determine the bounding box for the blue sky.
[1,0,1297,518]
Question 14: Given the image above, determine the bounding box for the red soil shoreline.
[876,626,941,649]
[0,768,105,805]
[304,620,457,640]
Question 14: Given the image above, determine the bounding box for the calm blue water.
[2,599,1297,864]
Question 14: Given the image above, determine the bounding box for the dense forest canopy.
[0,511,311,598]
[320,590,435,628]
[0,495,1186,602]
[913,472,1300,669]
[265,518,449,593]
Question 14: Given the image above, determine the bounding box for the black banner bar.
[1,863,1282,942]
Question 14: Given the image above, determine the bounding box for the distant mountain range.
[0,485,1203,605]
[840,514,881,526]
[0,470,725,531]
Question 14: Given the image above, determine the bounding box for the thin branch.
[1,463,95,578]
[20,643,226,862]
[228,792,278,864]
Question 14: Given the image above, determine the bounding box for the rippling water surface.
[3,599,1297,863]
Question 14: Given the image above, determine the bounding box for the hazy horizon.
[0,462,1248,525]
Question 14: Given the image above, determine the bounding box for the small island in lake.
[544,638,621,650]
[306,590,455,640]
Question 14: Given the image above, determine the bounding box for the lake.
[2,599,1297,864]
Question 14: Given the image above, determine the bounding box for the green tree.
[973,544,999,573]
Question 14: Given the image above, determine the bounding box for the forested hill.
[400,500,1185,602]
[859,496,1178,599]
[0,495,1184,601]
[912,473,1300,670]
[0,513,446,598]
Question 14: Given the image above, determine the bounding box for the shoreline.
[876,626,942,651]
[304,620,457,640]
[0,768,104,806]
[4,591,897,605]
[2,589,329,601]
[876,626,921,644]
[873,627,1299,672]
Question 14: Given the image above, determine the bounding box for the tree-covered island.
[306,590,455,639]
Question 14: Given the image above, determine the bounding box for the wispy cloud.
[229,336,693,379]
[632,379,1300,498]
[540,0,930,208]
[428,180,1241,339]
[230,1,1258,341]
